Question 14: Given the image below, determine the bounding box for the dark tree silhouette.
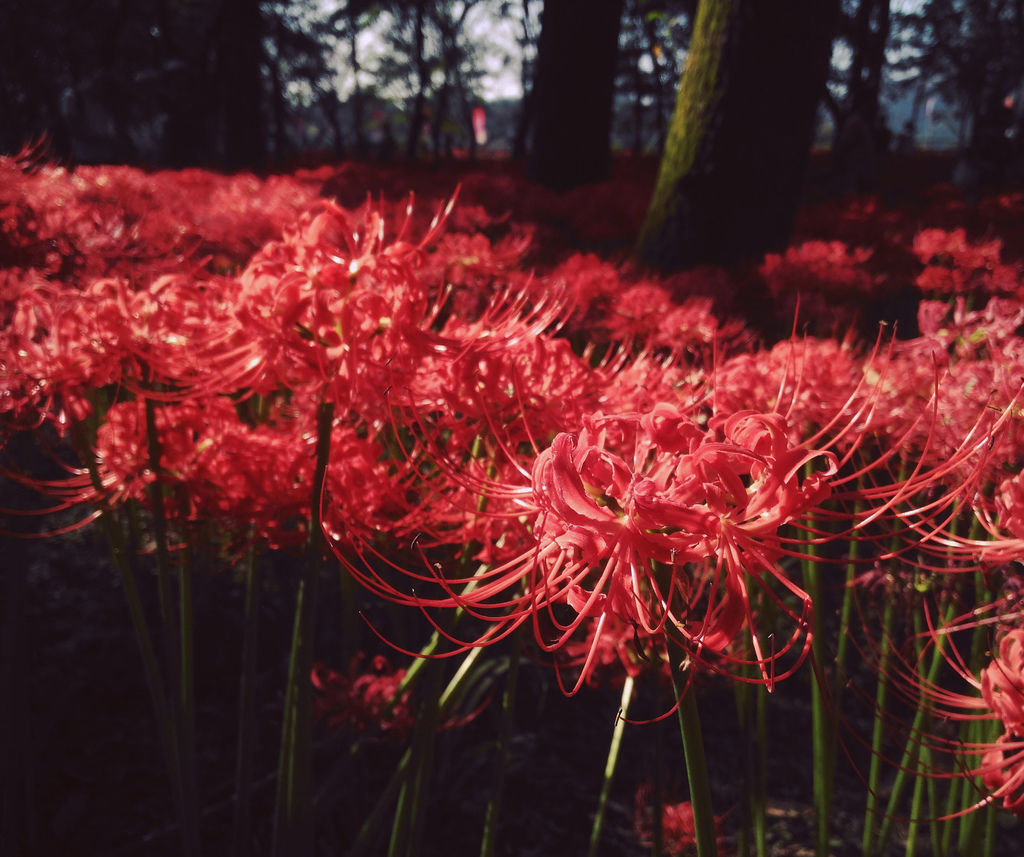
[893,0,1024,185]
[527,0,625,190]
[636,0,839,270]
[220,0,266,170]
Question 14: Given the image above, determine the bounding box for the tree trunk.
[636,0,838,271]
[512,0,537,160]
[527,0,625,190]
[160,0,220,166]
[348,18,367,158]
[219,0,265,170]
[405,0,429,160]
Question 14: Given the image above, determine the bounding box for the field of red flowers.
[5,148,1024,857]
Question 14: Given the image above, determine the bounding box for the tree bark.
[219,0,265,170]
[636,0,838,271]
[527,0,625,190]
[405,0,430,160]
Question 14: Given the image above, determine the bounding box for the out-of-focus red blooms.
[995,473,1024,540]
[912,227,1021,297]
[981,736,1024,817]
[982,629,1024,737]
[759,240,876,331]
[634,782,725,857]
[312,654,413,738]
[601,286,741,356]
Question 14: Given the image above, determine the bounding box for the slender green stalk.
[480,634,523,857]
[940,766,962,857]
[72,420,185,843]
[144,396,179,681]
[587,673,635,857]
[875,598,954,852]
[924,743,943,857]
[652,714,664,857]
[271,398,334,857]
[734,614,767,857]
[389,660,445,857]
[389,646,487,857]
[176,498,201,857]
[862,596,894,857]
[958,716,1001,857]
[348,647,485,856]
[231,539,261,857]
[981,794,997,857]
[905,739,926,857]
[670,660,717,857]
[349,746,413,857]
[802,551,831,857]
[145,394,202,857]
[753,680,767,857]
[733,679,752,857]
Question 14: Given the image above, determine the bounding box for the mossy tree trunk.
[636,0,838,271]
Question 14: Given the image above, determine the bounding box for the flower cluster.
[7,155,1024,833]
[312,654,413,737]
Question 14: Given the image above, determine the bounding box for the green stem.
[802,553,831,857]
[754,680,767,857]
[480,633,523,857]
[176,500,201,857]
[876,599,953,851]
[671,662,717,857]
[271,398,334,857]
[231,539,261,857]
[72,420,184,840]
[588,673,635,857]
[862,596,894,857]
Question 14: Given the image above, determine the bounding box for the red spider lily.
[143,192,460,405]
[2,270,125,429]
[759,239,877,333]
[345,402,837,693]
[345,321,1024,695]
[634,782,726,857]
[912,227,1019,298]
[312,654,414,738]
[982,628,1024,738]
[598,284,744,358]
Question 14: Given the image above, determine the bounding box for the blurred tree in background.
[889,0,1024,187]
[526,0,625,190]
[0,0,1022,191]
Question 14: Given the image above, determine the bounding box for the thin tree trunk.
[220,0,264,170]
[406,0,429,160]
[348,19,367,158]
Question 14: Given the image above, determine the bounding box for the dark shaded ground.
[7,510,1024,857]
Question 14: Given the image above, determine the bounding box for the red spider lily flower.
[312,654,414,738]
[346,402,837,693]
[974,628,1024,817]
[912,227,1020,298]
[759,239,877,333]
[634,782,726,857]
[982,629,1024,737]
[168,193,461,405]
